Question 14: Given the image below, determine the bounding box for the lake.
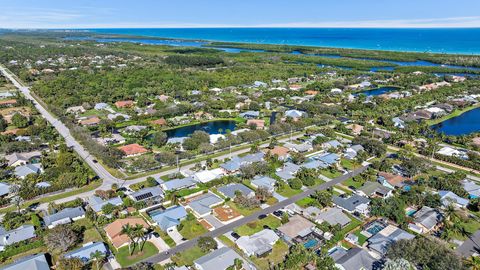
[432,107,480,136]
[164,120,237,138]
[355,86,400,97]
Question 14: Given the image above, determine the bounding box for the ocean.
[87,28,480,54]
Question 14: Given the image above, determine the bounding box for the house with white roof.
[193,168,225,183]
[194,247,254,270]
[236,229,279,257]
[87,195,123,213]
[462,179,480,199]
[65,242,109,263]
[438,190,469,208]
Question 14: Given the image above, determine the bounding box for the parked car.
[231,232,240,239]
[258,214,268,219]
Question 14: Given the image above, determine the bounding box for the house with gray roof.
[333,195,370,215]
[186,192,223,218]
[314,207,351,227]
[150,205,188,232]
[251,176,276,193]
[129,186,164,205]
[94,102,109,110]
[158,177,197,192]
[0,182,10,197]
[14,163,42,179]
[44,207,85,228]
[194,247,254,270]
[344,145,364,160]
[1,253,50,270]
[357,181,393,198]
[413,206,442,233]
[462,179,480,199]
[87,195,123,213]
[301,160,328,170]
[0,225,36,251]
[276,162,301,181]
[457,229,480,257]
[438,190,469,208]
[217,183,254,199]
[333,247,377,270]
[285,109,307,119]
[323,140,342,150]
[239,111,259,119]
[283,142,313,153]
[65,242,108,262]
[367,225,414,256]
[236,229,279,257]
[315,153,340,166]
[124,125,147,133]
[5,151,41,167]
[220,152,265,173]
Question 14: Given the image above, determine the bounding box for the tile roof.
[117,143,148,156]
[104,218,149,248]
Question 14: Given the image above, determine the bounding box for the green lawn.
[452,217,480,240]
[353,229,369,246]
[252,241,289,270]
[116,242,159,267]
[276,185,302,198]
[234,215,281,236]
[178,214,208,240]
[320,169,342,179]
[171,246,206,266]
[331,215,363,245]
[226,201,261,216]
[342,178,364,189]
[296,197,315,208]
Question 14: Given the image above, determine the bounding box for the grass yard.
[276,185,302,198]
[353,229,369,246]
[340,159,358,170]
[116,242,158,267]
[234,215,281,236]
[320,169,343,179]
[452,218,480,240]
[331,215,363,245]
[227,201,261,216]
[171,246,206,266]
[342,178,364,189]
[178,214,208,240]
[252,241,289,270]
[296,197,315,208]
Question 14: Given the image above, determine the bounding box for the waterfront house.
[246,119,265,129]
[239,110,260,119]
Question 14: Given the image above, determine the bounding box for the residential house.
[124,125,147,134]
[5,151,41,167]
[251,175,276,193]
[357,181,393,198]
[194,247,253,270]
[236,229,279,257]
[107,113,130,121]
[333,247,377,270]
[87,195,123,213]
[438,190,469,208]
[0,225,36,251]
[104,217,149,249]
[65,242,108,263]
[345,124,364,135]
[333,195,370,215]
[128,186,164,205]
[462,179,480,199]
[284,109,307,119]
[457,230,480,257]
[80,116,101,126]
[314,207,351,227]
[150,205,188,232]
[217,183,254,199]
[239,111,259,119]
[323,140,342,150]
[315,153,340,166]
[367,225,415,256]
[283,142,313,153]
[44,207,86,228]
[114,100,134,108]
[66,106,86,114]
[94,103,109,110]
[193,168,225,183]
[151,118,167,126]
[377,172,408,189]
[277,215,315,242]
[413,206,442,234]
[220,152,264,173]
[276,162,301,181]
[392,117,406,129]
[246,119,265,129]
[185,192,224,218]
[117,143,149,157]
[437,146,468,160]
[264,146,290,160]
[1,253,50,270]
[158,177,197,192]
[0,182,10,198]
[14,163,42,179]
[96,133,126,146]
[344,145,364,160]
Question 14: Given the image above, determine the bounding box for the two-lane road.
[144,165,369,264]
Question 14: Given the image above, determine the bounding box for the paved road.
[143,165,369,264]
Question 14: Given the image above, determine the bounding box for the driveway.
[167,227,185,245]
[203,214,224,229]
[148,235,170,252]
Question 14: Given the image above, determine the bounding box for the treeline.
[164,55,224,67]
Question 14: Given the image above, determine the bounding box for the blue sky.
[1,0,480,28]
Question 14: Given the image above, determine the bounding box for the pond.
[355,86,400,97]
[164,120,237,138]
[431,107,480,136]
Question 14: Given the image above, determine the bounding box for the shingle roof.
[0,182,10,197]
[150,206,188,231]
[130,186,164,202]
[0,225,36,247]
[14,163,42,178]
[161,177,196,191]
[65,242,108,262]
[236,229,279,256]
[333,195,370,212]
[1,253,50,270]
[334,248,377,270]
[87,195,123,212]
[187,193,223,216]
[251,176,276,191]
[414,206,442,230]
[368,225,414,255]
[316,207,351,227]
[43,207,85,227]
[194,247,252,270]
[217,183,254,199]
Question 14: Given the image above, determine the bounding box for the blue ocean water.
[87,28,480,54]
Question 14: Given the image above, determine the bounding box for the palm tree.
[90,250,105,270]
[466,255,480,270]
[132,224,146,251]
[120,224,135,255]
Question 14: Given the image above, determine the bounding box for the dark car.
[231,232,240,239]
[273,210,284,217]
[92,159,98,163]
[263,225,271,230]
[258,214,268,219]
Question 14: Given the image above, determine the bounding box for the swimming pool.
[406,208,417,217]
[365,222,386,235]
[304,239,318,249]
